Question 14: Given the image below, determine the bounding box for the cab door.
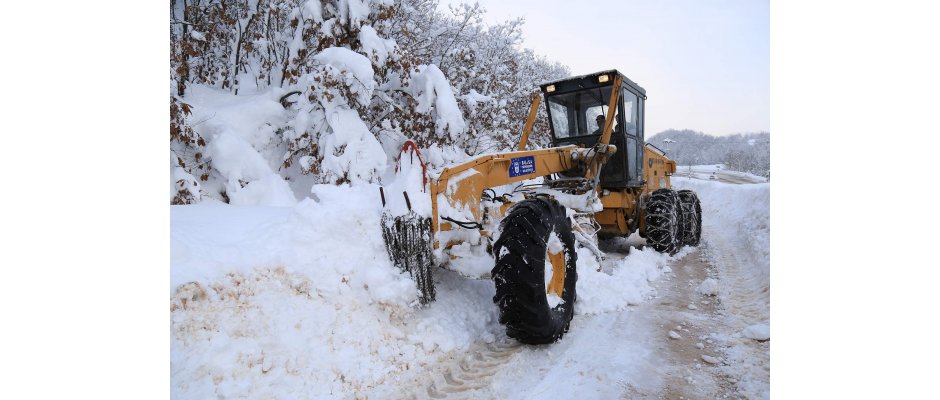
[621,88,643,186]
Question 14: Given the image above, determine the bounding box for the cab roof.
[539,69,647,99]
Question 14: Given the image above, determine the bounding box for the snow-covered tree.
[389,0,568,153]
[169,0,573,203]
[170,0,410,191]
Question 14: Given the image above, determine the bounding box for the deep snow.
[171,174,770,398]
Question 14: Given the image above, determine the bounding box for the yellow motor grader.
[381,70,702,344]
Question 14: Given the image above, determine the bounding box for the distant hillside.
[647,130,770,178]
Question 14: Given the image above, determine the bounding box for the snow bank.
[672,177,770,295]
[171,183,499,398]
[171,205,295,290]
[171,183,410,300]
[171,266,417,398]
[171,185,419,397]
[575,245,690,314]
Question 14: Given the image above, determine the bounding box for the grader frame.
[427,72,676,253]
[381,69,693,343]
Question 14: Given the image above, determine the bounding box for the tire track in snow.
[701,222,771,398]
[702,225,769,328]
[405,339,522,399]
[645,246,736,399]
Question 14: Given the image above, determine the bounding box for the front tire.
[492,197,578,344]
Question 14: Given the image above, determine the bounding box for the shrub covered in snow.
[389,1,568,153]
[170,0,570,203]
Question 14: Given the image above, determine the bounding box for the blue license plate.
[509,156,536,177]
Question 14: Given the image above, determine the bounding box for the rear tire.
[492,197,578,344]
[645,189,681,254]
[677,190,702,246]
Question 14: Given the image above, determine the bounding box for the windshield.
[546,87,618,138]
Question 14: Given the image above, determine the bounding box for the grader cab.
[381,70,702,344]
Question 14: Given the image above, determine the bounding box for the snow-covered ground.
[171,173,769,398]
[673,175,770,399]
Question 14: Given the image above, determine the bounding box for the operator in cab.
[592,115,606,135]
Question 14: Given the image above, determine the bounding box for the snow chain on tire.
[492,197,578,344]
[381,211,436,304]
[645,188,682,255]
[677,190,702,247]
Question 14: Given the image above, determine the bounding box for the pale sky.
[442,0,769,136]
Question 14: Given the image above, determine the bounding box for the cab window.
[622,89,638,136]
[547,87,619,139]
